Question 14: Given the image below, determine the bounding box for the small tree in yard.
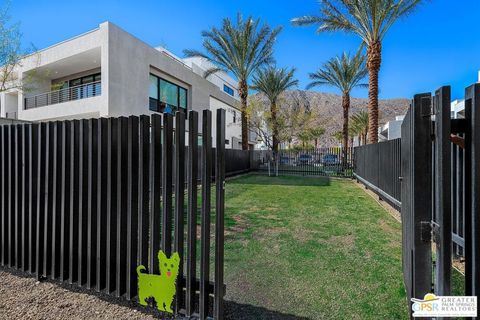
[184,13,282,150]
[292,0,424,144]
[306,50,367,164]
[252,66,298,153]
[309,127,325,149]
[350,111,369,145]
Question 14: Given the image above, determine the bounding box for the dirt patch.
[379,219,396,235]
[225,215,249,236]
[322,234,355,248]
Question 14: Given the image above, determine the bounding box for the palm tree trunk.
[271,101,279,153]
[342,92,350,168]
[238,79,249,150]
[367,41,382,144]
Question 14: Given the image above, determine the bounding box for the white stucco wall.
[210,96,242,149]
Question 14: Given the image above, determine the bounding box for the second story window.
[223,84,234,96]
[149,73,187,114]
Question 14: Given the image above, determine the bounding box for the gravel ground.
[0,268,173,320]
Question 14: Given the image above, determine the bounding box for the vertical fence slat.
[215,109,225,320]
[174,112,186,313]
[29,123,38,274]
[51,122,61,279]
[87,119,98,289]
[43,122,54,277]
[9,125,15,268]
[106,118,118,293]
[137,115,150,275]
[116,117,128,297]
[78,120,89,285]
[433,86,452,296]
[0,125,6,266]
[186,111,198,317]
[162,113,173,257]
[126,116,139,300]
[200,110,212,320]
[36,123,46,279]
[69,120,79,284]
[149,114,162,275]
[60,121,70,281]
[96,118,108,292]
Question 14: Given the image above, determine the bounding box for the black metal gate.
[402,83,480,317]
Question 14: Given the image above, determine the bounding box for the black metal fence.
[252,148,354,177]
[353,139,401,210]
[0,110,226,319]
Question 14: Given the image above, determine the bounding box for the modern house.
[0,21,252,149]
[378,115,405,141]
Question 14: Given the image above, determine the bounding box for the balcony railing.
[24,81,101,109]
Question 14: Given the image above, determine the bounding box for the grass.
[222,174,408,319]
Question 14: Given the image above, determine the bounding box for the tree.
[252,66,298,153]
[309,127,325,149]
[246,96,274,150]
[0,2,40,94]
[292,0,424,143]
[185,13,282,150]
[350,111,369,145]
[306,50,367,163]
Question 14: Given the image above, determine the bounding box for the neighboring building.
[0,22,253,149]
[450,71,480,119]
[378,115,405,141]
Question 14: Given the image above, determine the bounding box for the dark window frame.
[149,73,188,114]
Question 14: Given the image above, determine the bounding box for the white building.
[378,115,405,141]
[0,22,251,149]
[450,71,480,119]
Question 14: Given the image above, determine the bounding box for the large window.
[149,74,187,114]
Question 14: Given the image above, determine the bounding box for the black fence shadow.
[229,174,331,187]
[225,300,311,320]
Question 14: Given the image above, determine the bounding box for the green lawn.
[222,174,408,320]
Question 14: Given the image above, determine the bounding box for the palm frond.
[292,0,425,43]
[184,12,281,84]
[252,66,298,104]
[306,48,368,94]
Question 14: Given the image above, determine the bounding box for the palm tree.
[292,0,423,143]
[306,50,367,163]
[309,127,325,149]
[252,66,298,153]
[350,111,369,145]
[184,14,282,150]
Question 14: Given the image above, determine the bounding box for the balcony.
[24,81,101,109]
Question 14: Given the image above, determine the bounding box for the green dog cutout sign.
[137,250,180,313]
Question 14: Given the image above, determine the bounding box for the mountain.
[255,90,410,147]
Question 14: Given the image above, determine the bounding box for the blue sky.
[9,0,480,100]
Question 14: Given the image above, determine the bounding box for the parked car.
[297,154,313,165]
[279,155,295,165]
[321,154,340,166]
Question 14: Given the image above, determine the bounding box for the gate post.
[401,93,433,316]
[433,86,452,296]
[464,83,480,296]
